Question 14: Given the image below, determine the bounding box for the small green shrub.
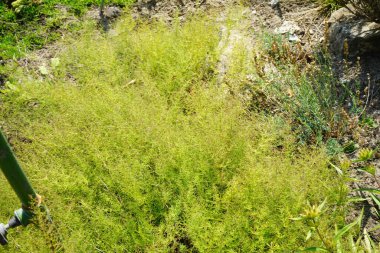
[0,13,346,252]
[225,32,349,143]
[357,148,374,162]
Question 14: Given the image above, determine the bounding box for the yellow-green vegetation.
[0,10,370,253]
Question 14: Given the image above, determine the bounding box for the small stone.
[104,6,122,19]
[246,74,255,81]
[275,21,302,35]
[141,7,150,16]
[269,0,280,8]
[242,9,250,16]
[288,34,300,42]
[327,5,355,24]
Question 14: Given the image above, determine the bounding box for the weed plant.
[0,13,349,252]
[224,32,350,144]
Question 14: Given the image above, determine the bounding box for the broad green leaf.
[369,193,380,218]
[348,197,367,203]
[369,193,380,208]
[334,220,358,241]
[356,188,380,194]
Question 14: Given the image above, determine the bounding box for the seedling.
[343,141,358,154]
[293,201,364,253]
[339,158,352,171]
[356,148,374,162]
[292,199,334,252]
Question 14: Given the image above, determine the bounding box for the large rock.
[328,6,380,59]
[328,6,380,116]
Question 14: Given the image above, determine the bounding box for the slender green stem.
[313,220,333,252]
[0,130,37,208]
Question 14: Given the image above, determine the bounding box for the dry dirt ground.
[132,0,326,46]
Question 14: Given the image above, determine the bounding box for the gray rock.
[275,20,301,35]
[327,5,355,24]
[328,6,380,58]
[288,34,300,42]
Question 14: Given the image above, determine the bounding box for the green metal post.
[0,129,40,245]
[0,130,51,245]
[0,130,37,208]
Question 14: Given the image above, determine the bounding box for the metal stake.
[0,129,39,245]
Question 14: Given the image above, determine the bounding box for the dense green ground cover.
[0,11,351,251]
[0,0,133,60]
